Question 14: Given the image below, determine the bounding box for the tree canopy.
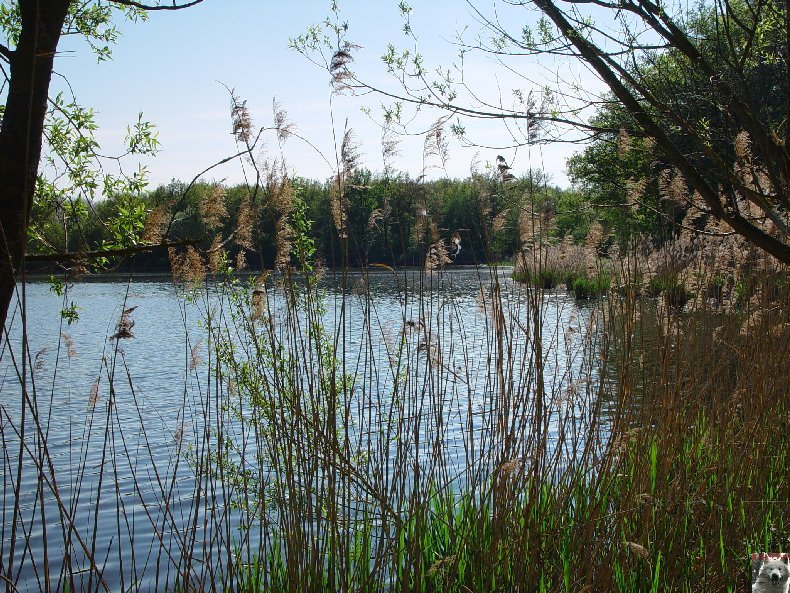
[0,0,203,334]
[300,0,789,263]
[532,0,789,261]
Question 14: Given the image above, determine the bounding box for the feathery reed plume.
[230,92,253,144]
[425,239,451,271]
[330,48,353,72]
[207,235,224,275]
[60,332,76,358]
[142,204,169,243]
[584,221,604,271]
[266,161,294,213]
[235,250,247,271]
[422,118,450,172]
[326,122,360,240]
[235,196,256,251]
[169,246,206,287]
[251,288,266,321]
[367,208,383,231]
[609,427,643,457]
[110,306,136,340]
[733,130,775,207]
[329,43,359,92]
[492,208,510,233]
[381,127,401,175]
[626,541,649,559]
[410,190,432,244]
[173,423,185,447]
[469,151,482,177]
[733,130,751,162]
[189,341,203,371]
[272,99,294,143]
[498,457,524,478]
[34,347,48,372]
[496,154,516,182]
[658,167,688,207]
[330,181,348,239]
[340,123,361,178]
[496,154,511,174]
[427,555,458,578]
[473,174,492,223]
[515,88,544,141]
[65,254,89,282]
[625,178,647,210]
[275,217,293,272]
[669,170,688,205]
[518,208,537,249]
[87,378,100,409]
[199,185,228,231]
[559,233,574,259]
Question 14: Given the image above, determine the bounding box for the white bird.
[451,232,462,258]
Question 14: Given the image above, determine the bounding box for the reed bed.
[1,232,787,592]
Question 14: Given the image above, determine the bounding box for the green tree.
[566,105,665,245]
[508,0,789,261]
[0,0,203,335]
[299,0,789,263]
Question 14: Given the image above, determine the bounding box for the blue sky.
[51,0,605,190]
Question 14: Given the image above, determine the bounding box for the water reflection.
[0,268,608,592]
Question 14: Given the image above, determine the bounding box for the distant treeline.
[29,169,627,273]
[28,170,589,271]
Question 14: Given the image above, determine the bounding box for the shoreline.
[20,263,516,283]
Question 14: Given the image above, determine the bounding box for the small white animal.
[451,232,461,258]
[752,553,790,592]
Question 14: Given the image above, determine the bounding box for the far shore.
[21,263,516,283]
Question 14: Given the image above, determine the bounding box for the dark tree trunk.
[0,0,71,335]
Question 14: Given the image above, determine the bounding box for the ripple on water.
[1,270,605,592]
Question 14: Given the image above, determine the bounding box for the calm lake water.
[0,268,607,592]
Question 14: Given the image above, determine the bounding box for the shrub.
[572,273,611,299]
[512,243,587,290]
[512,267,560,289]
[646,274,690,308]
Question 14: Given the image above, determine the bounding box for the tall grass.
[1,105,787,591]
[2,245,787,592]
[203,237,788,592]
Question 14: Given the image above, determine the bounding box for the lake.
[0,267,610,592]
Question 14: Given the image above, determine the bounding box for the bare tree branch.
[109,0,205,10]
[532,0,790,263]
[26,238,199,263]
